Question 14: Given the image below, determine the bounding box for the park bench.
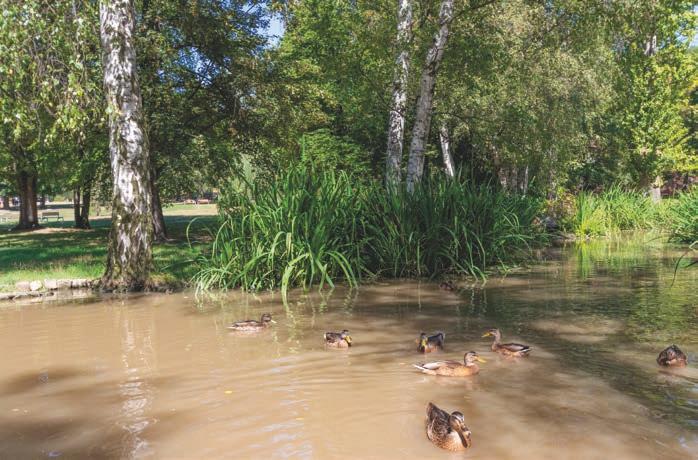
[40,211,64,222]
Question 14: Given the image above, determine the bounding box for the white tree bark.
[439,123,455,177]
[406,0,454,192]
[100,0,153,290]
[385,0,413,188]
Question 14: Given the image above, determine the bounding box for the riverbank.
[0,204,217,293]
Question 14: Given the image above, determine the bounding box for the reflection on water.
[0,238,696,459]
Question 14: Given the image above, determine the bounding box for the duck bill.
[270,319,277,324]
[481,332,491,338]
[476,357,487,363]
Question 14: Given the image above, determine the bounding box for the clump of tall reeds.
[192,167,545,295]
[666,187,698,243]
[564,186,660,237]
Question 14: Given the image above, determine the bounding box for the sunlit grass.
[193,167,546,297]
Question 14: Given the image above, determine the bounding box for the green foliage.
[193,168,545,295]
[563,187,660,237]
[300,129,371,175]
[666,187,698,243]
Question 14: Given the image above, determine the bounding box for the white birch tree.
[385,0,414,187]
[406,0,455,192]
[99,0,153,290]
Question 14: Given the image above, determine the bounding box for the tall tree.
[405,0,455,192]
[100,0,153,290]
[385,0,413,187]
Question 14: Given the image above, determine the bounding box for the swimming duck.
[413,351,485,376]
[439,281,455,291]
[324,329,352,348]
[657,345,688,367]
[417,331,445,353]
[425,402,472,451]
[482,328,532,357]
[227,313,274,332]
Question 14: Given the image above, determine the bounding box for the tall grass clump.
[565,186,659,237]
[193,167,545,295]
[193,168,366,295]
[666,187,698,243]
[362,179,544,278]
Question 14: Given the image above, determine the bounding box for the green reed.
[192,167,545,296]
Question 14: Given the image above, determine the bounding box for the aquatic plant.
[666,187,698,243]
[192,167,545,295]
[564,186,660,237]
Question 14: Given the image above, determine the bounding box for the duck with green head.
[324,329,352,348]
[425,402,472,451]
[483,328,531,357]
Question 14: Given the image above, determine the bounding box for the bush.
[193,167,545,295]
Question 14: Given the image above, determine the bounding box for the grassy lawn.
[0,203,218,291]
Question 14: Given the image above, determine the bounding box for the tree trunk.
[100,0,153,291]
[439,123,455,178]
[406,0,455,192]
[80,187,91,229]
[14,170,39,230]
[74,185,92,229]
[385,0,413,188]
[1,195,8,209]
[151,167,167,241]
[73,187,82,224]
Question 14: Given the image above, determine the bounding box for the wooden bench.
[40,211,64,222]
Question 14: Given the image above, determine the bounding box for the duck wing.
[228,320,259,329]
[324,332,343,343]
[428,332,445,348]
[502,342,531,353]
[414,360,461,371]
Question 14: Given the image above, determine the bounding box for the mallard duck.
[417,331,445,353]
[657,345,688,367]
[439,281,455,291]
[227,313,274,332]
[413,351,485,376]
[425,402,472,451]
[324,329,352,348]
[482,328,531,357]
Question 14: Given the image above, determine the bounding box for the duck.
[657,344,688,367]
[425,402,472,451]
[413,351,485,376]
[417,331,445,353]
[482,328,531,357]
[324,329,352,348]
[439,281,455,291]
[227,313,274,332]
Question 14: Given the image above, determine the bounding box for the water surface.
[1,238,697,459]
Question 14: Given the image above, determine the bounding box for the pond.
[0,238,696,458]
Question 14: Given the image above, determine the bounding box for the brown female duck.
[227,313,274,332]
[439,281,455,291]
[417,331,445,353]
[413,351,485,376]
[425,402,472,451]
[657,345,688,367]
[483,328,531,357]
[324,329,352,348]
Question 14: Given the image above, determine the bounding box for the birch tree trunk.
[100,0,153,291]
[439,123,455,178]
[385,0,413,188]
[406,0,454,192]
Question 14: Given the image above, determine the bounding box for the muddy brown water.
[1,239,697,459]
